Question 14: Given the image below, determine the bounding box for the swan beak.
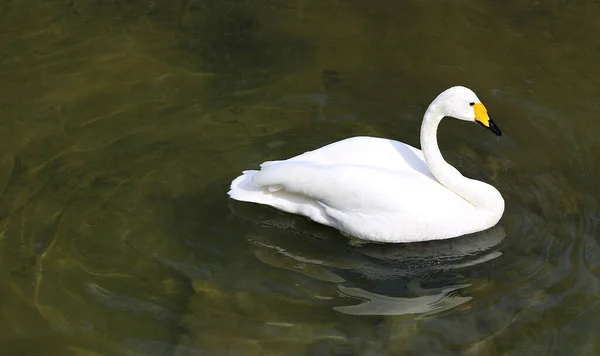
[473,103,502,136]
[486,119,502,136]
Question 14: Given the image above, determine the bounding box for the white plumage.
[228,86,504,243]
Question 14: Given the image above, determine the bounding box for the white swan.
[228,86,504,243]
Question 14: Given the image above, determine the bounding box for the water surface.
[1,0,600,354]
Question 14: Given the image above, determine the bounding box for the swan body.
[228,86,504,243]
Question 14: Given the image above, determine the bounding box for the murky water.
[1,0,600,354]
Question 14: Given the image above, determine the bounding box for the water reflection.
[335,283,472,316]
[231,200,506,318]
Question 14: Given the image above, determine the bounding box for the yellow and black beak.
[473,103,501,136]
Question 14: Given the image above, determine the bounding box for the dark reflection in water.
[1,0,600,355]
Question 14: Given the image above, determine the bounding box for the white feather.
[228,86,505,243]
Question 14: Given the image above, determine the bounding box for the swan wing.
[254,162,469,213]
[251,162,475,242]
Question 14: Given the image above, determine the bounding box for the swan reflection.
[334,284,472,316]
[230,201,506,317]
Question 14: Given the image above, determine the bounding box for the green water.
[1,0,600,354]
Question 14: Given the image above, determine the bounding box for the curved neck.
[420,104,502,212]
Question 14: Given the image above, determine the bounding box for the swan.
[228,86,504,243]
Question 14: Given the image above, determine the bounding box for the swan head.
[433,86,502,136]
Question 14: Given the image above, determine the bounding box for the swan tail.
[227,170,282,203]
[227,169,329,225]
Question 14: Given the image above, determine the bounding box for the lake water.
[1,1,600,355]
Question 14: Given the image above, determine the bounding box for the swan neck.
[420,104,500,212]
[421,105,455,187]
[420,108,446,178]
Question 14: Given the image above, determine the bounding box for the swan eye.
[469,102,475,106]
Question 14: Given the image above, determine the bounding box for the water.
[1,0,600,354]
